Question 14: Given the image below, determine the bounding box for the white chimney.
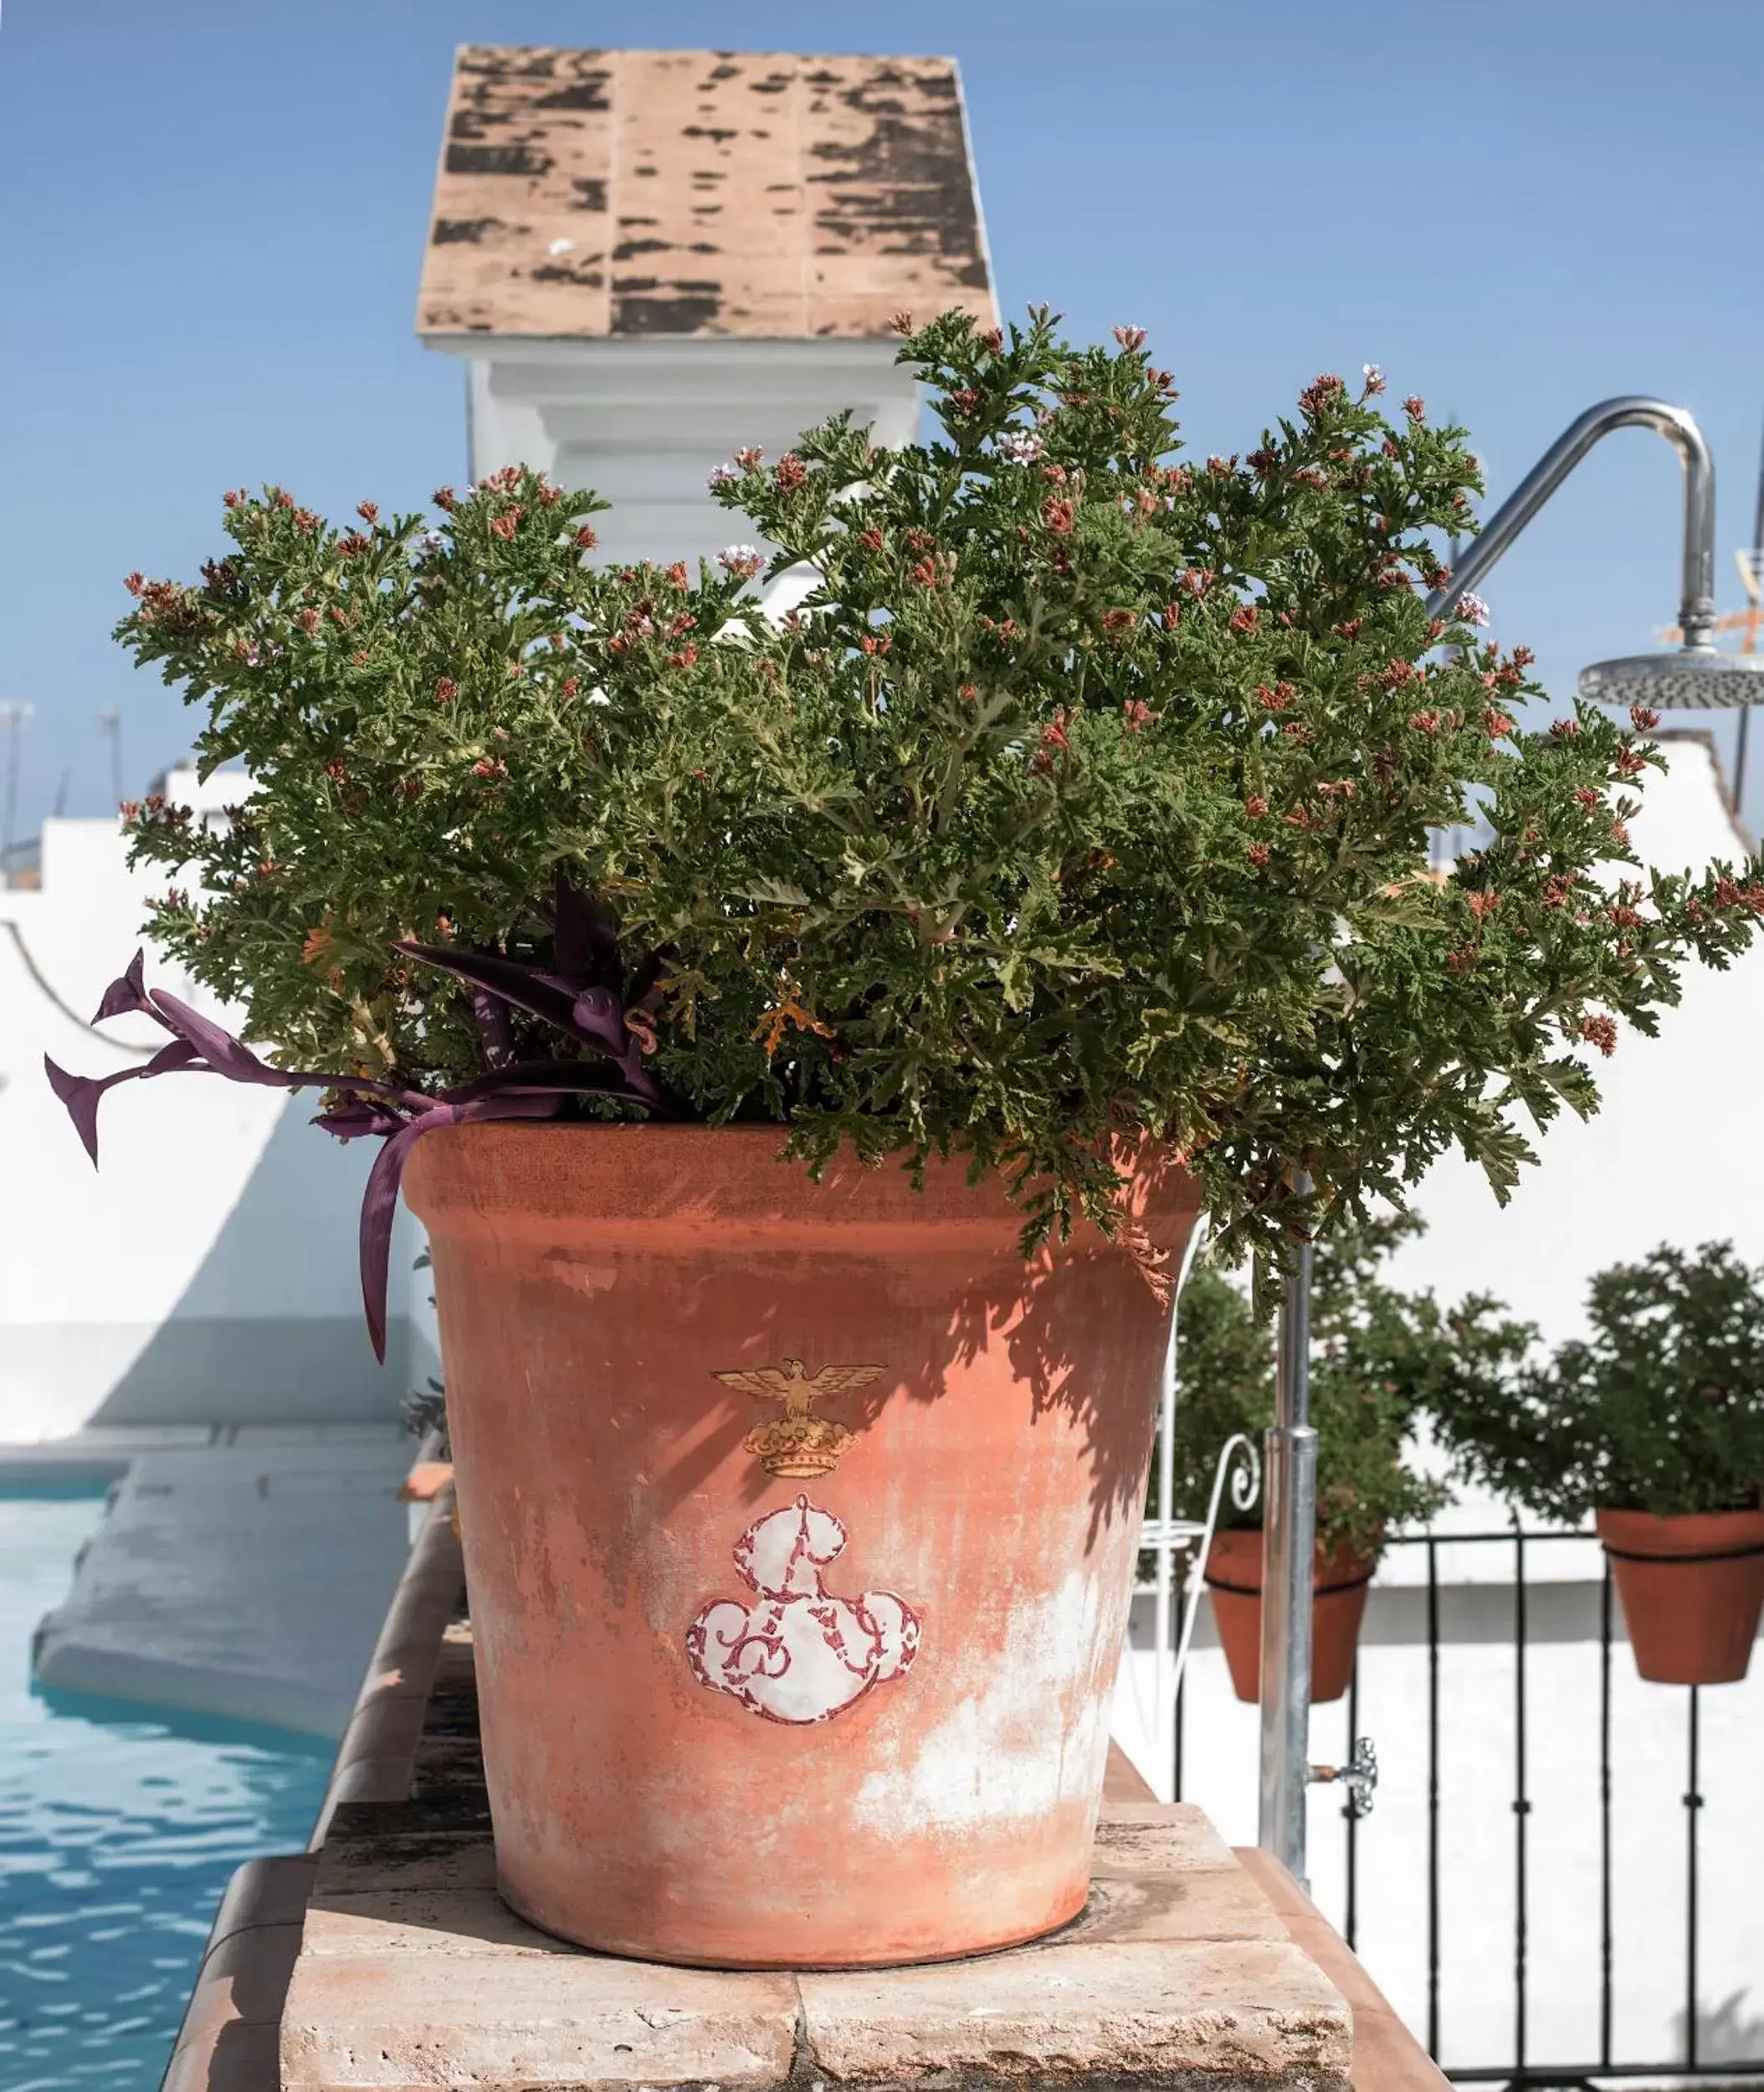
[415,45,997,570]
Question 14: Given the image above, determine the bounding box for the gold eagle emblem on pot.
[713,1359,885,1477]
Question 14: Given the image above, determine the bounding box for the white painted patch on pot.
[850,1563,1111,1831]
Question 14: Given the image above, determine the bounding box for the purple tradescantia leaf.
[395,943,663,1104]
[358,1113,443,1364]
[356,1091,562,1361]
[92,951,152,1023]
[396,942,582,1037]
[45,1038,203,1163]
[315,1100,414,1141]
[471,987,515,1068]
[551,866,620,984]
[51,950,663,1365]
[130,987,423,1110]
[144,990,300,1086]
[439,1059,637,1107]
[567,984,631,1062]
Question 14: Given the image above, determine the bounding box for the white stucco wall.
[436,336,924,569]
[0,775,413,1443]
[1379,730,1761,1352]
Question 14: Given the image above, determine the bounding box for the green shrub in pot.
[1431,1242,1764,1684]
[64,309,1764,1339]
[1158,1214,1527,1697]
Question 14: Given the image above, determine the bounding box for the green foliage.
[1156,1213,1531,1556]
[1432,1242,1764,1521]
[114,306,1764,1265]
[402,1380,449,1454]
[403,1249,448,1451]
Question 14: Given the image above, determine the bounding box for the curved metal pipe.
[1424,397,1717,653]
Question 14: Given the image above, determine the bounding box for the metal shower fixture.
[1422,397,1764,711]
[1577,647,1764,712]
[1251,397,1760,1887]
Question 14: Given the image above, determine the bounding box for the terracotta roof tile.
[418,47,995,339]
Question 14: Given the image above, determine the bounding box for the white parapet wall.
[1379,728,1764,1346]
[0,772,416,1443]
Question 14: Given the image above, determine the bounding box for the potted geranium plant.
[1161,1215,1526,1699]
[48,309,1764,1968]
[1432,1241,1764,1684]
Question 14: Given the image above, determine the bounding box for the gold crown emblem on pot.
[713,1359,885,1478]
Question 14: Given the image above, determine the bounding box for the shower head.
[1424,397,1756,714]
[1578,649,1764,711]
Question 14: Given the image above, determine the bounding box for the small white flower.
[1361,362,1385,393]
[994,428,1044,464]
[717,543,763,577]
[1454,592,1490,627]
[708,464,740,490]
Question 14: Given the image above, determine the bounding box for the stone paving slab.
[282,1802,1351,2090]
[282,1955,801,2091]
[1092,1800,1242,1871]
[1059,1858,1292,1947]
[797,1936,1351,2088]
[313,1829,499,1900]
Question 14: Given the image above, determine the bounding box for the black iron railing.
[1170,1525,1764,2091]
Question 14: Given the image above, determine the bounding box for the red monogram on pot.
[687,1495,920,1725]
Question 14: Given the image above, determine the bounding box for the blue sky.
[4,0,1763,836]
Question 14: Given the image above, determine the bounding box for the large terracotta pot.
[1595,1506,1764,1686]
[403,1123,1199,1969]
[1203,1528,1378,1705]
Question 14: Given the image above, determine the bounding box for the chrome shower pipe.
[1258,1182,1317,1884]
[1424,397,1717,654]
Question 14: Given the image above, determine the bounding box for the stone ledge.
[282,1957,802,2092]
[1234,1852,1451,2092]
[167,1492,1450,2092]
[282,1790,1351,2090]
[306,1490,466,1849]
[162,1854,316,2092]
[797,1933,1348,2089]
[269,1521,1361,2092]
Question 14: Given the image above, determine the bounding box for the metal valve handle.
[1310,1736,1378,1820]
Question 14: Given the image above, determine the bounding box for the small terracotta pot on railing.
[1595,1507,1764,1685]
[1203,1528,1379,1704]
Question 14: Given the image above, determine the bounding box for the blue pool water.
[0,1494,333,2091]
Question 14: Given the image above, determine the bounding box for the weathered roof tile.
[418,47,994,338]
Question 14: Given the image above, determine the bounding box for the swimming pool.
[0,1493,333,2090]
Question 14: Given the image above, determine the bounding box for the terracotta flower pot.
[1595,1506,1764,1686]
[403,1122,1199,1969]
[1202,1528,1378,1705]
